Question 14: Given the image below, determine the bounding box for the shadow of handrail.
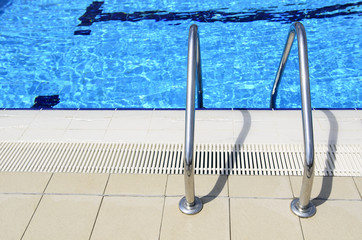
[201,110,252,204]
[313,110,338,206]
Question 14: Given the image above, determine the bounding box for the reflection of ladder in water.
[180,22,317,217]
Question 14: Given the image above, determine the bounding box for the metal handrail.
[179,24,203,215]
[270,22,316,218]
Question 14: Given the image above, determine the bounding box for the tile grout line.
[158,196,167,240]
[145,109,156,141]
[298,217,306,240]
[88,173,111,240]
[158,174,169,240]
[101,110,116,142]
[288,175,297,198]
[102,109,116,141]
[19,110,40,140]
[352,177,362,200]
[228,197,232,240]
[61,110,76,139]
[20,172,54,240]
[227,176,231,240]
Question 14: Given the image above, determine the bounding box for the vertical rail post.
[179,24,203,215]
[270,22,316,218]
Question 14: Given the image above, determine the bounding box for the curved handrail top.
[187,24,203,109]
[270,21,309,109]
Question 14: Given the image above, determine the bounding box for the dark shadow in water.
[313,110,338,207]
[0,0,11,15]
[76,1,362,34]
[201,110,252,204]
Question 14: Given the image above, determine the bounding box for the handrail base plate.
[179,196,203,215]
[291,198,316,218]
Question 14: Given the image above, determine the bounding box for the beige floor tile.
[91,196,164,240]
[312,109,358,120]
[21,129,65,141]
[232,109,255,122]
[103,129,148,142]
[23,195,101,240]
[0,110,37,128]
[149,111,184,130]
[0,172,51,193]
[233,122,252,142]
[37,110,76,118]
[272,109,301,119]
[29,111,73,129]
[196,110,234,121]
[337,129,362,143]
[195,111,234,132]
[195,119,233,132]
[230,198,303,240]
[45,173,108,194]
[0,194,41,240]
[0,128,24,140]
[147,129,184,143]
[63,129,106,141]
[290,176,361,200]
[74,110,115,119]
[238,128,282,144]
[0,110,39,117]
[195,129,234,143]
[68,117,111,130]
[353,177,362,199]
[301,200,362,240]
[229,176,293,198]
[105,174,167,195]
[166,175,228,198]
[109,110,153,130]
[235,118,277,132]
[160,197,230,240]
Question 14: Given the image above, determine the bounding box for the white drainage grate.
[0,142,361,176]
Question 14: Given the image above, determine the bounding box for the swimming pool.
[0,0,361,109]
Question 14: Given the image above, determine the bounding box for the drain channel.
[0,142,360,176]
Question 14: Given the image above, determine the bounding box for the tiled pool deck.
[0,109,361,239]
[0,109,361,144]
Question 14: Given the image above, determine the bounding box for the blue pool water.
[0,0,361,109]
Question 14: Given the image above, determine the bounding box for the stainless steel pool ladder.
[179,24,203,215]
[270,22,316,218]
